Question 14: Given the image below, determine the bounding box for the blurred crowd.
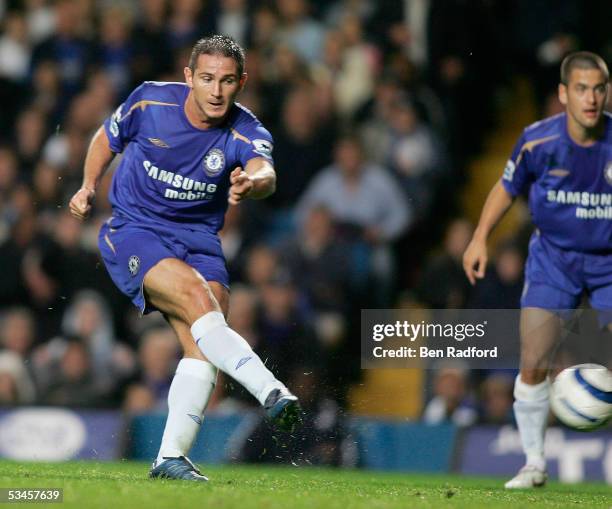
[0,0,610,437]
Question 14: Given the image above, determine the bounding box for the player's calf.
[190,311,302,430]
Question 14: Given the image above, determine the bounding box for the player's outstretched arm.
[463,179,514,285]
[68,126,115,221]
[228,157,276,205]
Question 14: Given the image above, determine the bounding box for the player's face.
[559,68,609,131]
[184,53,246,125]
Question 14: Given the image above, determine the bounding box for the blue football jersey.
[502,112,612,253]
[103,81,274,234]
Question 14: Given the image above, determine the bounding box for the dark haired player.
[463,51,611,488]
[69,35,300,481]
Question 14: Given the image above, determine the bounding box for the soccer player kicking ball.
[69,35,301,481]
[463,51,611,489]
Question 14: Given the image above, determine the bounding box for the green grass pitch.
[0,461,609,509]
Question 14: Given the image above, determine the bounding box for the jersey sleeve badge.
[503,159,516,182]
[109,105,122,137]
[252,139,273,159]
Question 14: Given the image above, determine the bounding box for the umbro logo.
[148,138,170,148]
[188,414,202,425]
[548,169,570,177]
[235,356,252,370]
[546,153,569,177]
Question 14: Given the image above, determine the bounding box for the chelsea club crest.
[604,161,612,186]
[203,148,225,177]
[128,255,140,276]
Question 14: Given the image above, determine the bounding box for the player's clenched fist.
[462,237,487,286]
[69,187,96,220]
[228,167,253,205]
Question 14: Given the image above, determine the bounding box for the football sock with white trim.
[156,358,217,465]
[191,311,284,405]
[513,375,550,470]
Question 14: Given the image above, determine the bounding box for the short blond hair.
[560,51,609,85]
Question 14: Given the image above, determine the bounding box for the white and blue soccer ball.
[550,364,612,431]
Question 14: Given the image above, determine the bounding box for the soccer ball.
[549,364,612,431]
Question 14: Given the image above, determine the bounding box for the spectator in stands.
[14,106,49,176]
[0,202,37,309]
[249,4,279,57]
[0,350,36,404]
[28,60,61,122]
[214,0,251,47]
[126,327,179,410]
[324,13,378,121]
[227,284,260,348]
[256,271,318,382]
[130,0,172,87]
[24,0,55,45]
[275,0,326,64]
[0,11,30,83]
[242,243,280,289]
[122,383,156,415]
[41,123,89,186]
[386,99,442,220]
[37,337,104,407]
[280,205,351,314]
[478,373,515,425]
[0,307,36,359]
[416,218,473,308]
[296,133,412,305]
[31,161,62,222]
[61,290,136,395]
[97,6,135,97]
[166,0,210,51]
[297,134,412,241]
[14,210,93,337]
[0,306,37,404]
[0,371,19,405]
[0,350,36,406]
[467,241,524,309]
[30,0,96,114]
[0,146,18,204]
[219,205,258,283]
[423,363,477,426]
[324,0,375,27]
[266,86,335,211]
[43,212,99,296]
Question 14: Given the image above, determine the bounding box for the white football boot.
[504,465,547,489]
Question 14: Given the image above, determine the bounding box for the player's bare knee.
[181,279,220,322]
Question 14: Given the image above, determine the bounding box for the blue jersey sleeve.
[236,123,274,166]
[501,131,533,197]
[103,83,146,153]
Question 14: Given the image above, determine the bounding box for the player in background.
[463,51,611,488]
[68,35,301,481]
